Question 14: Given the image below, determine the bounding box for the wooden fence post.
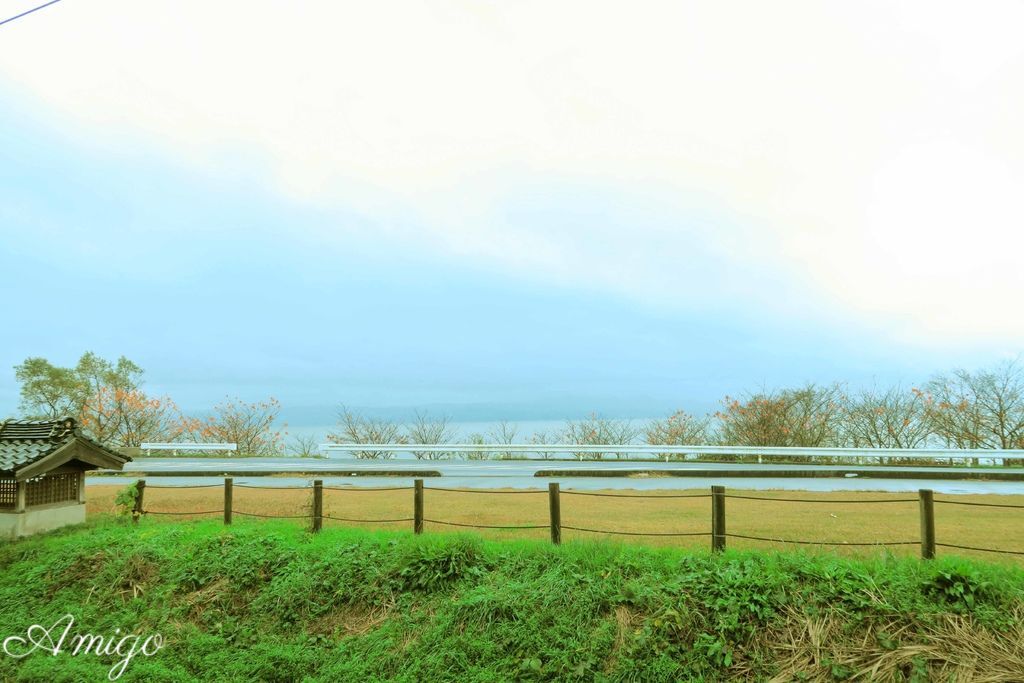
[712,485,726,552]
[414,479,424,534]
[312,479,323,533]
[548,482,562,545]
[224,477,233,525]
[919,489,935,560]
[132,479,146,525]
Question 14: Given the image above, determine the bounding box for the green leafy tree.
[14,352,143,421]
[14,357,87,419]
[76,352,142,397]
[13,352,168,448]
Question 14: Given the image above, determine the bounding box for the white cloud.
[2,1,1023,345]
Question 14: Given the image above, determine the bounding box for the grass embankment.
[86,485,1024,562]
[2,521,1024,681]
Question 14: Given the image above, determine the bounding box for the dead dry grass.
[761,606,1024,682]
[309,603,393,638]
[85,484,1024,563]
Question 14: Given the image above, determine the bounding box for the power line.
[1,0,63,29]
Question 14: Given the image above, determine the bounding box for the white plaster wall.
[0,503,87,539]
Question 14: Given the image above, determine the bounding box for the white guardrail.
[318,443,1024,462]
[141,443,237,455]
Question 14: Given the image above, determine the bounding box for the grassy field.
[85,484,1024,563]
[2,520,1024,681]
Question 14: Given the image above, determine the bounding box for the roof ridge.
[0,417,77,425]
[0,417,77,442]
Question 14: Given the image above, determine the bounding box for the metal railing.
[141,442,237,456]
[318,443,1024,462]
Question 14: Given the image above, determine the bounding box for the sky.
[1,1,1022,426]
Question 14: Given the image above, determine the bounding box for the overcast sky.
[1,1,1022,423]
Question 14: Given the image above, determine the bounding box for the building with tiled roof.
[1,417,130,538]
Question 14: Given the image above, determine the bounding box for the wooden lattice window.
[0,479,15,509]
[25,473,80,507]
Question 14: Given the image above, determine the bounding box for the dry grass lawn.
[86,484,1024,564]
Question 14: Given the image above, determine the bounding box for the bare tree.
[561,413,640,460]
[465,433,490,460]
[288,433,322,458]
[104,390,186,449]
[714,384,845,463]
[405,410,456,460]
[327,406,404,459]
[528,429,556,459]
[842,385,931,462]
[486,420,519,459]
[644,410,711,460]
[181,396,286,456]
[781,384,846,447]
[716,392,789,450]
[925,360,1024,460]
[716,384,844,448]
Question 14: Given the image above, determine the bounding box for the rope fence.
[233,511,310,520]
[426,486,545,494]
[143,509,223,516]
[724,493,917,504]
[935,498,1024,510]
[322,514,414,524]
[143,483,223,490]
[725,533,918,547]
[936,543,1024,557]
[235,484,311,490]
[323,485,414,492]
[563,490,710,499]
[425,519,548,530]
[125,478,1024,560]
[563,526,709,538]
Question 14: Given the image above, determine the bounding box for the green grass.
[2,520,1023,681]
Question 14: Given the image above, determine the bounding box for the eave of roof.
[14,439,130,481]
[0,417,131,479]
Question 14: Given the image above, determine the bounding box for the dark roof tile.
[0,417,128,475]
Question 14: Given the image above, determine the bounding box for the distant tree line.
[12,354,1024,460]
[327,360,1024,462]
[704,360,1024,453]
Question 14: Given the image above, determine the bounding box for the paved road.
[86,457,1024,494]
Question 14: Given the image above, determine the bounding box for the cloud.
[2,1,1023,346]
